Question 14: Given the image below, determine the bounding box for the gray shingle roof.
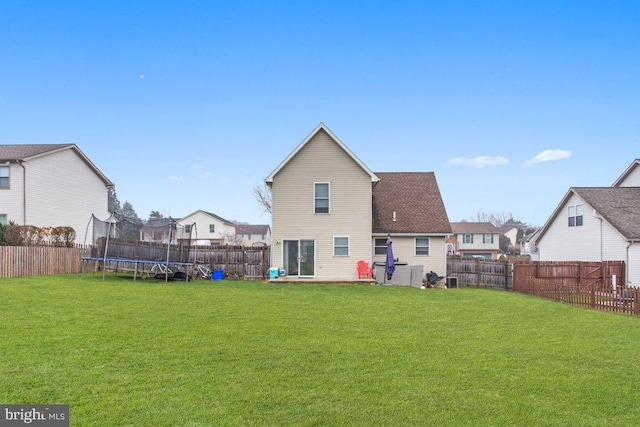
[0,143,112,186]
[450,222,500,234]
[236,224,270,235]
[573,187,640,240]
[372,172,451,234]
[0,144,75,160]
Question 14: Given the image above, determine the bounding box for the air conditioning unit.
[447,277,458,288]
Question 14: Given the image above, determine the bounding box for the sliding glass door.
[283,239,315,277]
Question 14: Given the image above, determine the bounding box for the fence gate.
[446,257,513,290]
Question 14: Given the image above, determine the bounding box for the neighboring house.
[236,224,271,247]
[265,123,452,281]
[448,222,500,259]
[0,144,112,244]
[519,228,540,260]
[139,218,175,243]
[176,209,236,246]
[535,159,640,287]
[498,225,519,252]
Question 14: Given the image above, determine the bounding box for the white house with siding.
[176,209,236,246]
[0,144,112,244]
[265,123,451,282]
[535,159,640,287]
[235,224,271,247]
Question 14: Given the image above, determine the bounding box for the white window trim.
[333,236,350,257]
[314,182,330,214]
[374,238,387,255]
[415,237,430,256]
[0,166,9,189]
[568,204,584,227]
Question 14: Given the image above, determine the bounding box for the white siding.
[457,233,499,252]
[177,211,235,241]
[628,243,640,287]
[23,149,109,244]
[1,163,25,223]
[271,129,372,279]
[239,229,271,246]
[616,166,640,187]
[538,193,629,262]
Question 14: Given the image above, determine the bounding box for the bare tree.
[471,211,523,227]
[222,232,245,246]
[253,181,272,214]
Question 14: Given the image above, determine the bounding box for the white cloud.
[199,172,215,179]
[192,164,201,169]
[447,156,509,168]
[524,149,572,166]
[168,175,181,181]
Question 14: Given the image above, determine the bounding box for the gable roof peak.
[264,123,379,184]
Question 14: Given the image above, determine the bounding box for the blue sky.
[1,1,638,227]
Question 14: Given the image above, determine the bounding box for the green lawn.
[2,274,640,426]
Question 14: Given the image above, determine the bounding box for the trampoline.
[81,213,195,281]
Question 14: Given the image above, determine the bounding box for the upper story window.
[185,224,191,234]
[483,234,494,244]
[463,234,473,244]
[0,214,6,225]
[334,236,349,256]
[568,204,584,227]
[415,238,430,256]
[374,238,387,255]
[0,166,9,188]
[209,224,215,233]
[314,183,329,214]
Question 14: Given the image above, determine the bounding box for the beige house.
[448,222,500,259]
[265,123,451,282]
[0,144,112,244]
[235,224,271,247]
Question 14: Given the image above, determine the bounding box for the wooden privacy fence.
[512,260,635,315]
[0,243,271,279]
[191,246,271,279]
[0,245,85,277]
[446,257,513,290]
[89,238,272,279]
[513,260,625,291]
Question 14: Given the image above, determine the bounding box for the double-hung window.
[463,234,473,244]
[0,214,6,225]
[374,238,387,255]
[334,236,349,256]
[0,166,9,189]
[568,204,584,227]
[483,234,494,244]
[209,224,215,233]
[415,238,430,256]
[314,183,329,214]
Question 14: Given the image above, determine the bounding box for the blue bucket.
[212,270,224,280]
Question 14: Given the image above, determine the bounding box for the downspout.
[17,160,26,225]
[626,241,632,287]
[593,209,603,261]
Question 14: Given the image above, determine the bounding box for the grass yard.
[2,274,640,426]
